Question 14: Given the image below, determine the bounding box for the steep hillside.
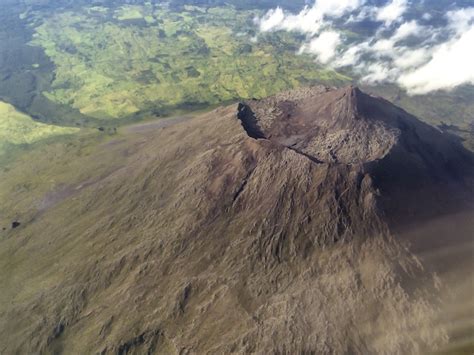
[0,86,472,354]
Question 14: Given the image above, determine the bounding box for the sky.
[255,0,474,95]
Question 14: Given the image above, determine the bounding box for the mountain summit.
[238,86,398,164]
[1,86,473,354]
[239,85,474,226]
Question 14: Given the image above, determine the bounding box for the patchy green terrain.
[27,4,348,122]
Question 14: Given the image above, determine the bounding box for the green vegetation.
[0,2,91,127]
[29,4,349,122]
[0,101,79,158]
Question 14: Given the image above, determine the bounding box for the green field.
[27,4,349,122]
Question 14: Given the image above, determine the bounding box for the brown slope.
[0,86,473,354]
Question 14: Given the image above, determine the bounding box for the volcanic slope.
[0,86,473,354]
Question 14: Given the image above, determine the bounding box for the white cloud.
[257,0,366,34]
[398,27,474,94]
[300,31,342,64]
[256,3,474,95]
[346,6,372,23]
[313,0,366,18]
[258,7,286,32]
[422,13,432,21]
[392,21,423,42]
[257,6,323,34]
[393,47,430,69]
[372,38,395,54]
[446,7,474,34]
[375,0,409,26]
[334,42,369,67]
[362,63,396,83]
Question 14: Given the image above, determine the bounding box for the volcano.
[0,86,473,354]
